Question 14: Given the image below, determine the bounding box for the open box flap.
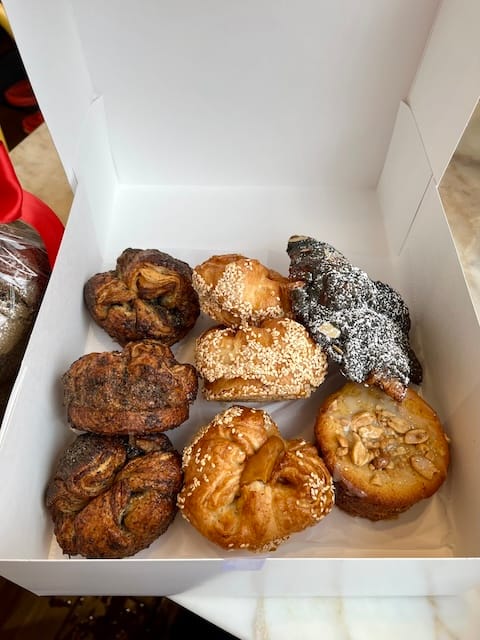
[408,0,480,184]
[2,0,95,187]
[4,0,440,189]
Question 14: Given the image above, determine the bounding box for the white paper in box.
[0,0,479,597]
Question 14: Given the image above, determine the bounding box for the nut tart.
[314,382,450,520]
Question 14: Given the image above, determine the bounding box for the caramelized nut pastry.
[287,235,422,401]
[84,248,200,346]
[46,432,182,558]
[315,382,450,520]
[192,254,294,326]
[63,340,198,435]
[195,317,328,401]
[178,406,335,551]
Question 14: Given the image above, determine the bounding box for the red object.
[22,110,44,134]
[0,141,64,268]
[4,79,37,108]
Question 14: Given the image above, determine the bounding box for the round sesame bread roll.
[194,317,328,401]
[177,405,335,551]
[192,254,295,326]
[314,382,450,521]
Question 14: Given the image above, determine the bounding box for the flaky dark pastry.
[63,340,198,434]
[84,248,200,346]
[178,406,335,552]
[192,253,294,326]
[45,432,182,558]
[287,235,422,401]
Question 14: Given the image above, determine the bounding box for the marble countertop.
[8,123,480,640]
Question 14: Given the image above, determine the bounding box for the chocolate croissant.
[287,235,422,401]
[178,406,335,552]
[84,248,200,346]
[45,432,183,558]
[63,340,198,435]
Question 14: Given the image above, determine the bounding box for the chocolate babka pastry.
[46,432,183,558]
[63,340,198,435]
[287,235,422,401]
[84,248,200,346]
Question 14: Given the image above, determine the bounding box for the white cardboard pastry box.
[0,0,479,597]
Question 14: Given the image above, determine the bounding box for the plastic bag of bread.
[0,220,51,417]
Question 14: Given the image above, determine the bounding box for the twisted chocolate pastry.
[287,235,422,401]
[178,406,335,552]
[84,248,200,346]
[63,340,198,435]
[45,432,183,558]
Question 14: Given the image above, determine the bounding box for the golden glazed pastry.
[195,317,328,401]
[314,382,450,520]
[177,406,335,551]
[192,253,294,326]
[46,432,183,558]
[84,248,200,346]
[63,340,198,435]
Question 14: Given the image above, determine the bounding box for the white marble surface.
[173,590,480,639]
[8,120,480,639]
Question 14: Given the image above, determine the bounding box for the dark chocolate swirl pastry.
[46,432,182,558]
[63,340,198,434]
[287,235,422,401]
[84,248,200,346]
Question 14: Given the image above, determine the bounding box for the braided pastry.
[45,432,183,558]
[63,340,198,435]
[287,235,422,401]
[177,406,335,552]
[84,248,200,346]
[192,254,294,326]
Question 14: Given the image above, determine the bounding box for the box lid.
[4,0,441,189]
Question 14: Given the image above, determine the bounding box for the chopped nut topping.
[351,433,370,466]
[404,429,428,445]
[351,411,376,430]
[336,434,349,448]
[371,454,390,470]
[358,425,384,441]
[410,455,439,479]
